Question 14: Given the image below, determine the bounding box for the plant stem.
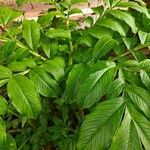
[66,8,74,65]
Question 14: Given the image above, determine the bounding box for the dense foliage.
[0,0,150,149]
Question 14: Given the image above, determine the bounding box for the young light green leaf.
[110,109,142,150]
[0,6,23,26]
[78,98,125,150]
[7,75,41,119]
[76,66,117,108]
[93,36,117,60]
[44,57,65,81]
[97,17,127,36]
[0,96,8,115]
[30,67,60,98]
[109,10,138,33]
[22,20,40,51]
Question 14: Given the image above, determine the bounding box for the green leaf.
[76,66,116,108]
[46,29,70,39]
[89,26,113,39]
[0,119,6,148]
[16,0,28,6]
[22,20,40,51]
[0,65,12,87]
[109,10,138,33]
[78,98,125,150]
[7,62,27,72]
[116,1,150,19]
[110,109,142,150]
[66,64,87,101]
[126,85,150,119]
[140,59,150,70]
[140,70,150,90]
[69,8,82,15]
[127,102,150,150]
[30,67,60,98]
[0,96,8,115]
[78,35,95,47]
[70,0,87,5]
[138,30,148,44]
[0,6,23,26]
[93,36,117,60]
[106,79,124,99]
[44,57,65,81]
[7,75,41,119]
[97,17,127,36]
[3,134,17,150]
[41,37,58,59]
[38,11,56,26]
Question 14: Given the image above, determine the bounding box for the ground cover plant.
[0,0,150,149]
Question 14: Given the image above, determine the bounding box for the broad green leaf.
[116,1,150,19]
[140,70,150,90]
[78,98,125,150]
[78,35,95,47]
[89,26,113,39]
[0,119,6,148]
[22,20,40,51]
[30,67,60,98]
[93,36,117,60]
[0,65,12,87]
[138,30,148,44]
[122,37,138,50]
[44,57,65,81]
[46,29,70,39]
[66,64,87,101]
[76,66,117,108]
[126,85,150,119]
[0,6,23,25]
[127,102,150,150]
[97,17,127,36]
[92,6,104,15]
[8,62,27,72]
[140,59,150,70]
[0,96,7,115]
[109,10,138,33]
[106,79,124,99]
[7,75,41,119]
[110,109,142,150]
[41,37,58,59]
[38,11,56,26]
[3,134,17,150]
[69,8,82,15]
